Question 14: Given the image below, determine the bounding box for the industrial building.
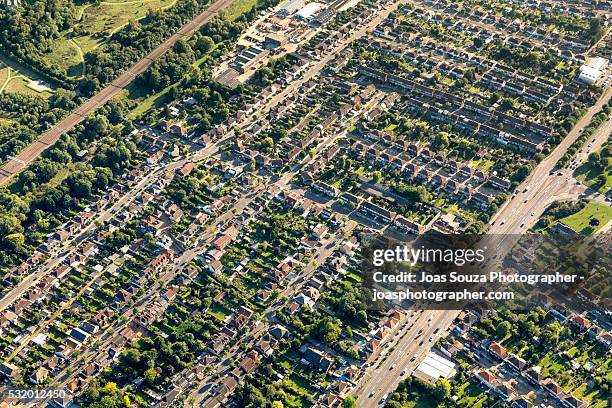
[413,352,457,384]
[578,57,609,85]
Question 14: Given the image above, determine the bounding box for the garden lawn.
[559,201,612,234]
[573,154,611,194]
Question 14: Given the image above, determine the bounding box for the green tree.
[433,378,451,400]
[496,321,511,339]
[343,396,357,408]
[316,316,342,344]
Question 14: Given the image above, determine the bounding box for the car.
[400,369,407,376]
[411,353,418,361]
[390,363,397,370]
[369,391,375,398]
[418,340,424,346]
[524,199,528,203]
[500,219,506,225]
[380,394,388,404]
[530,212,535,216]
[429,337,433,342]
[520,223,525,228]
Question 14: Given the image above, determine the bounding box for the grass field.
[46,0,177,78]
[220,0,259,20]
[560,200,612,234]
[573,153,611,194]
[0,61,54,99]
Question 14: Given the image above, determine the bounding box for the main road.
[354,85,611,406]
[0,0,236,187]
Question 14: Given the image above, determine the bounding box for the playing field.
[560,200,612,235]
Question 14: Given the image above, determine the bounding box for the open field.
[220,0,258,20]
[46,0,178,78]
[573,151,611,194]
[0,61,54,99]
[560,200,612,234]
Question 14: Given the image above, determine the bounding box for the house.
[474,369,495,388]
[489,175,511,191]
[51,394,74,408]
[524,366,543,384]
[512,397,533,408]
[208,260,224,275]
[216,376,238,402]
[115,288,134,304]
[295,293,315,309]
[339,192,361,208]
[69,327,90,344]
[213,234,233,251]
[311,224,328,240]
[494,381,516,402]
[541,378,563,399]
[394,216,425,234]
[562,395,586,408]
[179,162,195,177]
[234,306,253,328]
[314,181,339,198]
[269,325,288,340]
[489,342,508,360]
[359,201,395,223]
[597,332,612,349]
[0,362,20,381]
[506,354,526,372]
[302,347,334,373]
[79,321,100,335]
[471,191,494,208]
[569,315,592,331]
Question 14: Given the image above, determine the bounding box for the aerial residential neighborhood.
[0,0,610,407]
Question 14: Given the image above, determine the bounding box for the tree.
[271,402,284,408]
[195,36,214,53]
[316,316,342,344]
[144,367,157,384]
[433,378,451,400]
[343,396,356,408]
[3,233,25,252]
[496,321,511,339]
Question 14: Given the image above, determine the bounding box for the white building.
[278,0,306,16]
[578,57,609,85]
[413,351,457,384]
[1,0,22,9]
[295,3,322,20]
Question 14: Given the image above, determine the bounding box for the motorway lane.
[491,86,611,235]
[355,310,458,407]
[0,0,236,187]
[351,87,611,406]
